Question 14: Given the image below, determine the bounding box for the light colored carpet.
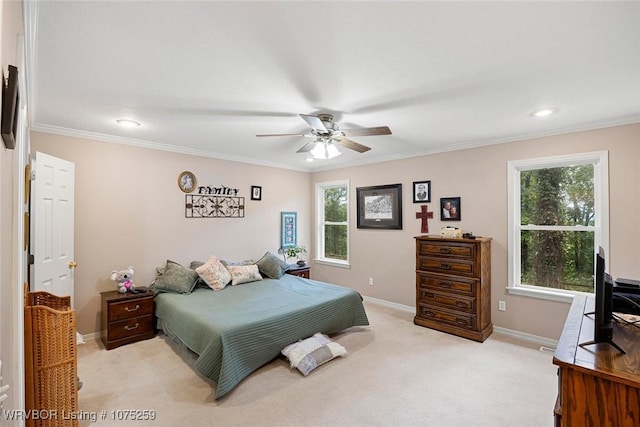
[77,301,557,427]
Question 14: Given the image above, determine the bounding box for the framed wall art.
[251,185,262,201]
[412,180,431,203]
[281,211,297,248]
[356,184,403,229]
[440,197,461,221]
[178,171,197,193]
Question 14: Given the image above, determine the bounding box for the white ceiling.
[25,1,640,171]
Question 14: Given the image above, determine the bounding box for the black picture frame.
[412,180,431,203]
[2,65,19,149]
[440,197,461,221]
[251,185,262,201]
[357,184,403,229]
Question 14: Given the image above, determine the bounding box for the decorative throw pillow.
[281,333,347,376]
[195,255,232,291]
[153,260,199,294]
[226,264,263,286]
[255,251,288,279]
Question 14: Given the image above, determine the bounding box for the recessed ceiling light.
[116,119,141,128]
[531,108,558,118]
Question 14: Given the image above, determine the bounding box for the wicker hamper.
[24,291,78,427]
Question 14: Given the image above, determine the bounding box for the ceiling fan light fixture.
[310,141,341,160]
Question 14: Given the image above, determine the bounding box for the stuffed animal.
[110,266,138,294]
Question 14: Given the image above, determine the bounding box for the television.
[2,65,19,149]
[579,246,624,353]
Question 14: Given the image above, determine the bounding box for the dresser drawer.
[417,240,476,260]
[417,256,476,277]
[108,296,153,321]
[417,273,476,296]
[417,304,476,331]
[107,315,154,341]
[418,289,476,314]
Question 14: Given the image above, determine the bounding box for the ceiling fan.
[256,113,391,159]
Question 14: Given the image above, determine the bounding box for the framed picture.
[281,211,297,249]
[412,180,431,203]
[356,184,403,229]
[440,197,461,221]
[251,185,262,201]
[177,171,197,193]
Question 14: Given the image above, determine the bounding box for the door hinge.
[28,254,34,265]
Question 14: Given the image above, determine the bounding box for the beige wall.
[30,132,311,334]
[1,0,25,414]
[311,123,640,341]
[31,124,640,341]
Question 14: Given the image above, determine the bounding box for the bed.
[154,273,369,399]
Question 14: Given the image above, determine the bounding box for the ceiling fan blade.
[334,137,371,153]
[300,114,328,132]
[341,126,391,137]
[296,141,316,153]
[256,133,307,137]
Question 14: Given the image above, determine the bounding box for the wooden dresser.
[101,290,155,350]
[414,235,492,342]
[553,295,640,427]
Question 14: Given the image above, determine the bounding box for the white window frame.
[507,151,609,302]
[315,180,350,268]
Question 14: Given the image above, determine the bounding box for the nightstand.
[286,264,311,279]
[101,290,155,350]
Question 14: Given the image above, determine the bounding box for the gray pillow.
[255,251,288,279]
[153,260,198,294]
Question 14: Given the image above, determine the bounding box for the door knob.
[68,261,78,268]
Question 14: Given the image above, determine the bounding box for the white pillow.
[226,264,263,286]
[281,333,347,376]
[195,255,231,291]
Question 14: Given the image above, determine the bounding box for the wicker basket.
[24,291,78,427]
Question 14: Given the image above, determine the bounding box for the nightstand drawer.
[107,315,154,341]
[108,296,153,321]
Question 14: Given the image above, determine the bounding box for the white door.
[30,152,76,306]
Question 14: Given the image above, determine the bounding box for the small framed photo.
[178,171,197,193]
[251,185,262,201]
[413,180,431,203]
[356,183,403,229]
[440,197,461,221]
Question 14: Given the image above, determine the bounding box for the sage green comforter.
[154,274,369,399]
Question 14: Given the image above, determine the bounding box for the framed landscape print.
[356,184,403,229]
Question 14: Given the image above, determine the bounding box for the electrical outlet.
[498,300,506,311]
[368,277,374,286]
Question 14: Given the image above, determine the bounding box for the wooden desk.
[553,295,640,427]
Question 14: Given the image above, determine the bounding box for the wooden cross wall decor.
[415,205,433,233]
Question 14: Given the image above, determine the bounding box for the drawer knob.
[426,293,436,299]
[439,248,452,254]
[456,301,468,308]
[124,323,140,331]
[440,263,451,270]
[438,282,451,288]
[425,311,435,318]
[455,317,468,325]
[124,304,140,312]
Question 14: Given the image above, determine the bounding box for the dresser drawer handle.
[438,282,451,288]
[456,301,468,308]
[124,323,139,331]
[455,317,469,325]
[440,263,451,270]
[425,292,437,299]
[124,305,140,312]
[439,248,452,254]
[425,311,436,318]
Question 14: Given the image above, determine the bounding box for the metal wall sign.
[185,195,245,218]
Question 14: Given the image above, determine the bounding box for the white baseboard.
[363,295,558,348]
[79,332,98,342]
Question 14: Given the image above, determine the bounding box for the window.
[315,180,349,266]
[507,151,609,301]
